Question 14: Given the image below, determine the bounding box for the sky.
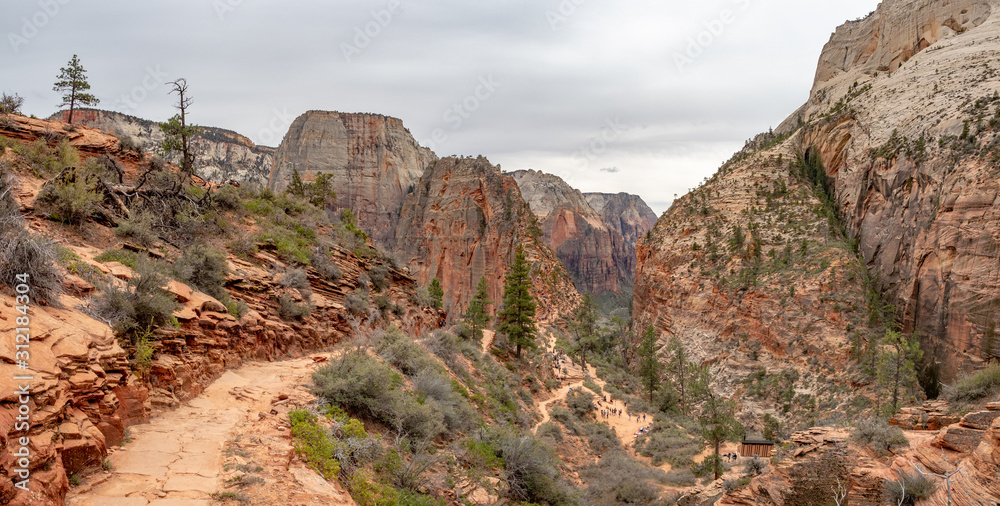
[2,0,880,215]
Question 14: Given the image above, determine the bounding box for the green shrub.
[280,267,311,293]
[94,249,140,269]
[212,184,244,211]
[0,92,24,115]
[278,294,312,321]
[288,409,341,479]
[473,427,576,505]
[228,234,257,259]
[423,330,460,368]
[743,457,767,477]
[663,469,697,487]
[114,211,157,247]
[376,327,440,377]
[345,288,369,316]
[90,257,179,340]
[413,371,478,432]
[311,248,342,283]
[635,421,703,467]
[368,264,390,292]
[851,418,909,455]
[884,470,936,504]
[172,244,230,300]
[35,168,102,224]
[945,363,1000,403]
[566,390,595,419]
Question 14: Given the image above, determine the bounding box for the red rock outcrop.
[395,157,580,321]
[511,170,636,294]
[0,114,119,153]
[269,111,437,245]
[583,191,658,252]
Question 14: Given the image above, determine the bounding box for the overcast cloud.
[3,0,879,214]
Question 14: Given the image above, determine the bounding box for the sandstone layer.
[511,169,639,294]
[49,109,274,185]
[269,111,436,245]
[584,191,659,251]
[395,157,581,321]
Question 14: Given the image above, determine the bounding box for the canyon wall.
[395,157,580,321]
[511,169,635,294]
[269,111,436,246]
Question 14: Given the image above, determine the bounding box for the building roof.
[741,439,775,446]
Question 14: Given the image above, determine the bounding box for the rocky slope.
[634,0,1000,431]
[781,0,1000,379]
[0,118,440,505]
[584,191,659,252]
[511,169,636,294]
[395,158,581,321]
[269,111,436,246]
[49,109,274,185]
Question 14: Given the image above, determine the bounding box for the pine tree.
[159,79,198,174]
[428,278,444,309]
[53,54,99,124]
[666,336,692,415]
[497,247,537,358]
[637,325,661,403]
[692,368,743,481]
[571,293,598,370]
[464,276,492,341]
[881,329,923,416]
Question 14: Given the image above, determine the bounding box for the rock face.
[812,0,990,88]
[511,170,640,294]
[48,109,274,185]
[787,0,1000,379]
[2,113,120,152]
[635,0,1000,410]
[395,157,580,320]
[584,192,658,251]
[269,111,436,245]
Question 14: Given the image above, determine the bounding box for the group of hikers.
[594,394,647,423]
[723,452,740,462]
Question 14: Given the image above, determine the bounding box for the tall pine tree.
[637,325,661,403]
[571,293,598,370]
[53,54,99,124]
[464,276,492,341]
[428,278,444,309]
[497,247,536,358]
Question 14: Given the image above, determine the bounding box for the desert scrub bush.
[312,350,447,443]
[116,133,143,155]
[537,422,563,444]
[851,418,909,455]
[256,219,315,265]
[228,234,257,259]
[0,92,24,115]
[23,138,79,177]
[280,267,311,294]
[944,363,1000,403]
[0,175,64,306]
[212,184,244,211]
[423,329,460,368]
[35,167,103,224]
[565,390,595,419]
[471,426,577,505]
[581,451,669,505]
[581,422,620,454]
[634,422,703,467]
[663,469,697,487]
[583,377,602,394]
[345,288,370,316]
[368,264,390,292]
[278,294,313,321]
[114,211,157,247]
[413,371,479,432]
[90,257,179,341]
[310,247,342,283]
[376,326,440,377]
[743,457,767,477]
[373,294,402,318]
[172,244,230,300]
[884,470,935,504]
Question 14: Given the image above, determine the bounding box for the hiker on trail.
[643,413,646,422]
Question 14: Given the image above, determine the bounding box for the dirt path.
[67,354,352,506]
[531,329,650,449]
